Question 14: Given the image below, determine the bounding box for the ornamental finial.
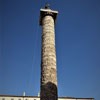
[45,3,50,9]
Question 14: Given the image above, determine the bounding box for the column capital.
[39,8,58,26]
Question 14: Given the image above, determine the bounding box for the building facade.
[0,95,94,100]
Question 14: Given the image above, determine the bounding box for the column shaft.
[41,15,58,100]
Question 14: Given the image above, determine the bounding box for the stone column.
[40,5,58,100]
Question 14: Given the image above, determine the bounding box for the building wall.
[0,96,94,100]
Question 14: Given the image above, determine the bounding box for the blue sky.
[0,0,100,100]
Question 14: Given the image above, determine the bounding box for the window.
[2,98,5,100]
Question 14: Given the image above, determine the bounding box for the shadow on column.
[40,82,58,100]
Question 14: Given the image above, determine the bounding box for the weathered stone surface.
[40,10,58,100]
[41,15,57,83]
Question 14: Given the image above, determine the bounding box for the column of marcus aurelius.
[39,4,58,100]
